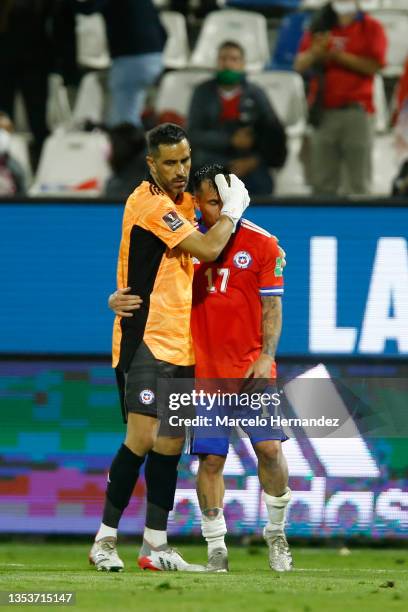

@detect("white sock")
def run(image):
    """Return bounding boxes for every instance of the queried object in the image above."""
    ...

[263,487,291,533]
[143,526,167,548]
[95,523,117,542]
[201,508,227,555]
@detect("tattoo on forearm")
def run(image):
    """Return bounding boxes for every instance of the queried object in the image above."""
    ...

[261,296,282,358]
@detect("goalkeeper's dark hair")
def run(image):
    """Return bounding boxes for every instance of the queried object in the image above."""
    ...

[192,163,229,193]
[146,122,188,155]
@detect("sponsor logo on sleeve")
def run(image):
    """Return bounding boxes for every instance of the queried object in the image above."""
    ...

[274,256,283,277]
[162,211,184,232]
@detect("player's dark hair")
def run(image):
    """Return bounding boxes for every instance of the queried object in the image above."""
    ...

[146,122,188,155]
[218,40,245,58]
[192,163,229,192]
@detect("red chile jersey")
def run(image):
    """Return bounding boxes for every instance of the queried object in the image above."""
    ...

[191,218,284,378]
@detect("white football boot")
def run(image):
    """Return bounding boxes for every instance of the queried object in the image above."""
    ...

[138,541,207,572]
[263,529,293,572]
[89,537,124,572]
[206,548,229,573]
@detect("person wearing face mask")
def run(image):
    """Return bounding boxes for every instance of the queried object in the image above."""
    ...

[188,41,287,196]
[294,1,387,196]
[0,112,26,197]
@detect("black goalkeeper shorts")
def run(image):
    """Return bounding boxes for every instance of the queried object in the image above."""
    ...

[116,341,194,422]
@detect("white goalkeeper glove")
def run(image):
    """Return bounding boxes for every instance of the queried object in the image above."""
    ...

[214,173,250,231]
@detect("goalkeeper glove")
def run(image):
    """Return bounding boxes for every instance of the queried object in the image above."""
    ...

[215,173,250,231]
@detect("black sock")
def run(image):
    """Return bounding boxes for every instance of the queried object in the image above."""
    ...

[102,443,145,528]
[144,451,181,531]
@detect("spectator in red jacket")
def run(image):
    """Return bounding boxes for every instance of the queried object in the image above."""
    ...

[295,1,387,196]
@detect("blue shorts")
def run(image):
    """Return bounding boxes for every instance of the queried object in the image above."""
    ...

[189,389,288,456]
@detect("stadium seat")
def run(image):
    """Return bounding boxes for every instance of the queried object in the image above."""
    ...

[371,133,397,194]
[300,0,325,8]
[30,131,111,196]
[248,72,308,195]
[46,74,72,132]
[190,9,270,73]
[381,1,408,10]
[13,75,72,135]
[274,133,311,195]
[76,13,111,70]
[160,11,190,69]
[360,0,381,9]
[248,71,307,135]
[373,73,389,133]
[13,93,30,134]
[71,72,105,128]
[371,10,408,77]
[155,70,212,123]
[9,134,33,187]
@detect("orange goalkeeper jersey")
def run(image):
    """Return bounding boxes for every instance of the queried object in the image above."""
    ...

[112,180,196,370]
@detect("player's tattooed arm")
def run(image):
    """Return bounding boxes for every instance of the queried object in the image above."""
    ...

[261,296,282,359]
[244,296,282,378]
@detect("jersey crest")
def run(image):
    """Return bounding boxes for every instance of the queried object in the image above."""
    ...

[233,250,252,269]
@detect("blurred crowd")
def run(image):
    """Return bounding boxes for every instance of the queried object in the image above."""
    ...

[1,0,408,198]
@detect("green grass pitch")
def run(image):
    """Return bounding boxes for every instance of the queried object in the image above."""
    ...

[0,543,407,611]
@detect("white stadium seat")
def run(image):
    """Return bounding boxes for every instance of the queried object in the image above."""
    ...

[30,131,111,196]
[274,134,312,196]
[300,0,325,7]
[46,74,72,132]
[373,73,389,133]
[371,10,408,77]
[14,74,72,135]
[155,69,212,120]
[13,93,30,134]
[381,1,408,10]
[76,13,111,70]
[248,72,308,196]
[160,11,190,69]
[360,0,381,9]
[71,72,105,127]
[371,133,397,195]
[248,71,307,136]
[190,9,269,73]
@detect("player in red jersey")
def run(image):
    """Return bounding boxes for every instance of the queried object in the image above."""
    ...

[109,164,291,573]
[189,165,291,573]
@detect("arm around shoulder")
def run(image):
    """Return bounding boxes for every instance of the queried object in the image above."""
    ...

[178,216,234,262]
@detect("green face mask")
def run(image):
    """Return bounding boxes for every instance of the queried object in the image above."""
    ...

[216,69,243,86]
